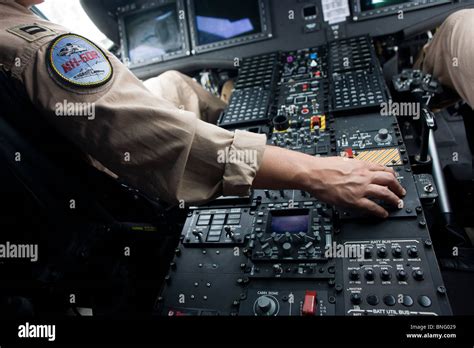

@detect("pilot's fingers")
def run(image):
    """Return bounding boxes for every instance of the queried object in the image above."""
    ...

[367,162,397,178]
[357,198,389,218]
[366,184,403,208]
[371,172,406,197]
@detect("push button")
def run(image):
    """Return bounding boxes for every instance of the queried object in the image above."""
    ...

[402,295,414,307]
[418,295,432,308]
[367,294,379,306]
[383,295,396,306]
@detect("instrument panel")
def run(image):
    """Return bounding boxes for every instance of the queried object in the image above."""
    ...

[155,35,452,317]
[102,0,474,76]
[117,0,273,68]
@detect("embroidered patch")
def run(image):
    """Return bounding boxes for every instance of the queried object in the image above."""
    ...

[47,34,113,88]
[7,23,56,42]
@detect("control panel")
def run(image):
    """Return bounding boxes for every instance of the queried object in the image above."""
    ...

[342,238,446,316]
[219,36,388,129]
[156,35,451,317]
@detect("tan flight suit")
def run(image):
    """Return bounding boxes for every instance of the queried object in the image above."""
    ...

[415,9,474,108]
[0,0,267,206]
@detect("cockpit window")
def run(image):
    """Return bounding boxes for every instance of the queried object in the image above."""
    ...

[36,0,113,49]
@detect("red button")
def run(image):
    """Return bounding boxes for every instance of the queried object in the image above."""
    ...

[345,148,354,158]
[302,290,317,316]
[311,116,321,129]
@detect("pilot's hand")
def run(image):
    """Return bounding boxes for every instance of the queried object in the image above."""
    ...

[306,157,406,218]
[254,146,407,218]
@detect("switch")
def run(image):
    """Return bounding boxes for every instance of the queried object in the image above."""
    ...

[380,269,392,281]
[192,229,203,242]
[345,148,354,159]
[364,268,375,281]
[377,246,387,258]
[302,290,317,316]
[350,293,362,305]
[273,264,283,274]
[225,226,235,240]
[349,269,360,281]
[364,247,372,259]
[310,116,321,130]
[396,269,408,281]
[392,246,402,258]
[413,269,424,281]
[408,246,419,258]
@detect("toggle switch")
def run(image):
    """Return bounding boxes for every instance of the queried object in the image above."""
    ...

[302,290,317,316]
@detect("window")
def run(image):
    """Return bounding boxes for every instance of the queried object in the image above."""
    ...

[36,0,112,48]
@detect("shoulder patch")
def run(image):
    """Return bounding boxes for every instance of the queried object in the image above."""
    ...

[7,23,56,42]
[47,34,113,88]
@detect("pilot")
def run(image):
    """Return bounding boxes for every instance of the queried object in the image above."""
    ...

[1,0,409,218]
[414,9,474,109]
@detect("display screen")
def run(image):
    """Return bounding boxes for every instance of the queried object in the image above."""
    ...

[303,5,317,17]
[271,213,309,234]
[193,0,263,46]
[124,4,183,64]
[360,0,410,11]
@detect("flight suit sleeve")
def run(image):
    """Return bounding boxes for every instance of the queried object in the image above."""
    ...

[416,9,474,108]
[18,35,267,205]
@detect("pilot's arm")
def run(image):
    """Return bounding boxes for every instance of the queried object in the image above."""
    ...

[19,33,268,205]
[4,1,404,216]
[416,9,474,108]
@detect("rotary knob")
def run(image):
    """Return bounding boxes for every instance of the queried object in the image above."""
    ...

[380,269,392,281]
[392,246,403,258]
[273,115,290,132]
[396,269,408,281]
[364,268,375,281]
[282,242,292,256]
[375,128,392,144]
[255,296,278,316]
[378,128,389,140]
[413,269,424,281]
[408,246,419,258]
[377,246,387,258]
